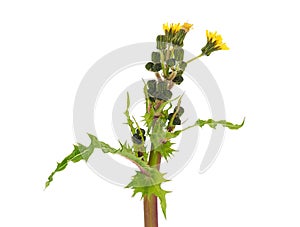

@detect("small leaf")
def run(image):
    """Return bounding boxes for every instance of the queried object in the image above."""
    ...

[143,106,155,130]
[196,117,245,130]
[124,92,135,134]
[45,144,91,189]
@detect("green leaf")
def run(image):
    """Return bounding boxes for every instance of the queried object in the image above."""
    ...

[149,119,180,160]
[143,107,155,131]
[159,141,175,160]
[124,92,135,134]
[196,117,245,130]
[143,80,150,113]
[45,134,151,189]
[45,144,93,189]
[126,169,170,218]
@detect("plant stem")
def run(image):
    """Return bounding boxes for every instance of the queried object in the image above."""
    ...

[186,53,204,64]
[144,145,161,227]
[144,194,158,227]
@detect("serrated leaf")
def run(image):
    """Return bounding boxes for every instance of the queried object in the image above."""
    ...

[126,169,170,218]
[143,108,155,130]
[45,134,150,189]
[45,144,92,189]
[160,141,176,159]
[196,117,245,130]
[149,119,180,160]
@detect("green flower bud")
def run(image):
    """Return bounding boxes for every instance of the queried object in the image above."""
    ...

[136,128,146,135]
[174,48,184,61]
[152,63,162,72]
[132,133,142,144]
[176,70,183,76]
[166,58,176,67]
[163,90,172,100]
[174,106,184,117]
[172,75,184,85]
[147,80,157,90]
[156,35,167,50]
[151,52,161,63]
[178,61,187,71]
[145,62,154,71]
[157,81,168,93]
[168,113,173,120]
[173,117,181,125]
[156,90,172,101]
[149,96,156,102]
[171,30,186,47]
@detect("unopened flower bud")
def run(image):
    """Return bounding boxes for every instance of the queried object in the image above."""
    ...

[156,35,167,50]
[166,58,176,67]
[174,48,184,61]
[151,52,161,63]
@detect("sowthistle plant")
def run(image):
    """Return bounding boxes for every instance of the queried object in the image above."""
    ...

[45,22,244,227]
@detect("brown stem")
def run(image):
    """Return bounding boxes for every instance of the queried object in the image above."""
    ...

[144,195,158,227]
[143,149,161,227]
[143,103,162,227]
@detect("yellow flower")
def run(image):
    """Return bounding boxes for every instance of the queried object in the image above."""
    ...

[181,23,193,32]
[206,30,229,50]
[161,22,193,46]
[201,30,229,56]
[163,23,181,34]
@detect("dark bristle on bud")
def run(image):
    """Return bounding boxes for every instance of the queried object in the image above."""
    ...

[132,133,142,144]
[173,117,181,125]
[168,113,173,120]
[138,151,144,157]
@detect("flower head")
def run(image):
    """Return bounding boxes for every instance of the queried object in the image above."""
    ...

[163,23,181,42]
[201,30,229,56]
[171,22,193,47]
[181,23,193,32]
[163,23,181,34]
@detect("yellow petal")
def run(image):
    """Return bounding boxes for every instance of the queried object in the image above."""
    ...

[163,23,169,31]
[220,43,229,50]
[182,22,193,32]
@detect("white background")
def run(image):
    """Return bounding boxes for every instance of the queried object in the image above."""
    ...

[1,0,300,226]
